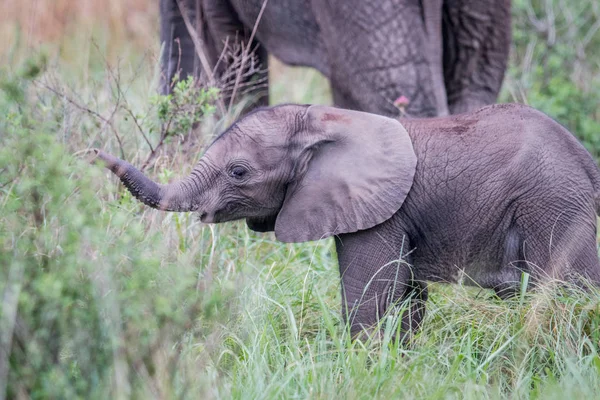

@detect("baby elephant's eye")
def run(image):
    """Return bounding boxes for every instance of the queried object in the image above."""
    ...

[230,166,248,179]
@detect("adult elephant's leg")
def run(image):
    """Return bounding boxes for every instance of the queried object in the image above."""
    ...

[255,46,270,107]
[335,225,427,342]
[159,0,201,94]
[442,0,511,114]
[316,0,442,118]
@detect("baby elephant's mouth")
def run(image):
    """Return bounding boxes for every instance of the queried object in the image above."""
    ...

[199,211,216,223]
[200,203,274,224]
[199,207,233,224]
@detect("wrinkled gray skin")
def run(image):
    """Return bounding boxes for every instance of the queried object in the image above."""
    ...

[94,103,600,339]
[159,0,511,117]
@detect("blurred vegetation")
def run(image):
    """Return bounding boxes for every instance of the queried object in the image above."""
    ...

[1,64,219,398]
[1,0,600,398]
[502,0,600,158]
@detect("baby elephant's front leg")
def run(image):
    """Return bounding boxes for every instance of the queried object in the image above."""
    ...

[334,228,427,342]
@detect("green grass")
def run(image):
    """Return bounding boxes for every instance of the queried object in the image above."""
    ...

[2,6,600,397]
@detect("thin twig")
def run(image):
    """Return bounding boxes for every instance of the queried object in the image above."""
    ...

[0,166,24,190]
[581,18,600,50]
[524,0,547,33]
[37,81,126,159]
[122,106,154,152]
[90,40,158,155]
[211,36,230,77]
[544,0,556,46]
[141,117,174,171]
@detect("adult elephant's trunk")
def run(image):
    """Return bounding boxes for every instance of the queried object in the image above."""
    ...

[92,149,205,212]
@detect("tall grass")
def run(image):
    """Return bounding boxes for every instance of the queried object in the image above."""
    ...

[0,0,157,55]
[1,1,600,398]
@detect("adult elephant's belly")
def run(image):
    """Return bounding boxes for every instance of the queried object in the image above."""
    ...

[230,0,329,75]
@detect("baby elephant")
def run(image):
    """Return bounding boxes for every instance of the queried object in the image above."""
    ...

[94,103,600,339]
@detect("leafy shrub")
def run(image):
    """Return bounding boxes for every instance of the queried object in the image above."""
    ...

[0,61,231,399]
[152,75,219,137]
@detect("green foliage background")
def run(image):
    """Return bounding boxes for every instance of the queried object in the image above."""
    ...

[1,1,600,398]
[503,0,600,158]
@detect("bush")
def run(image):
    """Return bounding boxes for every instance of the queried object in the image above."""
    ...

[0,61,232,399]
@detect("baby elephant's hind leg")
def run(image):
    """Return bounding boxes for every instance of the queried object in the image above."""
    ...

[492,227,530,299]
[515,201,600,289]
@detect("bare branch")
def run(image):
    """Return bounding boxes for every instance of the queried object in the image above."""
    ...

[89,40,159,154]
[211,36,230,77]
[544,0,556,46]
[524,0,547,33]
[36,80,126,160]
[581,17,600,50]
[122,107,154,152]
[141,117,174,171]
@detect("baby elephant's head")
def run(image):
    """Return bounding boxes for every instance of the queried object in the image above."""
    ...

[93,105,417,242]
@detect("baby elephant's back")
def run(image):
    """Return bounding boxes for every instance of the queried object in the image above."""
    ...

[493,104,600,205]
[405,103,600,201]
[398,103,600,285]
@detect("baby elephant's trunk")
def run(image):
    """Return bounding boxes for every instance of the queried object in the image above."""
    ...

[92,149,203,212]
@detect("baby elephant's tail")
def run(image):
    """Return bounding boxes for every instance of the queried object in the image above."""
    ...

[594,166,600,216]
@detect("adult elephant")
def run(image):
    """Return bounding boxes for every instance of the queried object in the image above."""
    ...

[159,0,511,117]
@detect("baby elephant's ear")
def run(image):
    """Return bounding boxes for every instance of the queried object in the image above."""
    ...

[275,106,417,243]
